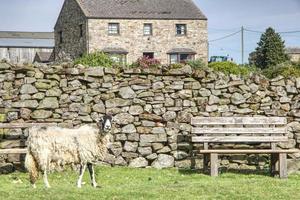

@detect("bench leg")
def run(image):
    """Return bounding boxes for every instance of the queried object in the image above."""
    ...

[270,154,279,176]
[279,153,287,179]
[210,153,218,177]
[203,154,209,174]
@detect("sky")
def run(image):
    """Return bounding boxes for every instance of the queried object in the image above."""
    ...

[0,0,299,63]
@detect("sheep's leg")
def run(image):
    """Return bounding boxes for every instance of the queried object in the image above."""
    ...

[43,170,51,188]
[77,164,87,188]
[87,163,97,188]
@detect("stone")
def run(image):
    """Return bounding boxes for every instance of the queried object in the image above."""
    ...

[139,113,162,122]
[0,163,14,174]
[177,111,193,123]
[206,105,218,112]
[35,81,52,90]
[109,142,123,156]
[0,62,11,69]
[32,92,45,100]
[12,100,39,108]
[122,124,137,134]
[105,98,132,108]
[178,90,193,99]
[129,157,148,168]
[119,87,136,99]
[151,127,165,134]
[231,93,246,105]
[31,110,53,119]
[153,81,165,90]
[140,134,156,143]
[296,78,300,89]
[162,111,177,121]
[157,146,171,153]
[115,156,127,166]
[138,147,152,156]
[199,88,211,97]
[85,68,104,77]
[286,85,297,94]
[39,97,59,109]
[280,97,291,103]
[234,108,253,114]
[92,102,106,113]
[152,154,175,169]
[129,105,144,115]
[46,88,62,97]
[146,153,158,160]
[78,115,93,122]
[20,84,38,94]
[114,113,135,125]
[209,95,220,105]
[124,142,138,152]
[20,108,32,120]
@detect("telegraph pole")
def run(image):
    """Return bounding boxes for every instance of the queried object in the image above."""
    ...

[241,26,244,65]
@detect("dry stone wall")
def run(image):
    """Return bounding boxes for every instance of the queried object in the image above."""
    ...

[0,61,300,173]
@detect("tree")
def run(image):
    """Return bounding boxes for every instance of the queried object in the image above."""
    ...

[253,27,288,69]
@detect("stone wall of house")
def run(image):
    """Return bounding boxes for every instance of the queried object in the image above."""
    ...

[54,0,87,60]
[88,19,208,64]
[290,54,300,63]
[0,61,300,173]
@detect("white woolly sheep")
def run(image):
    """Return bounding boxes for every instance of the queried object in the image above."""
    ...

[25,115,113,188]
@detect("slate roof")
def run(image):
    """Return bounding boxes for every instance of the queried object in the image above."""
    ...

[75,0,206,20]
[286,47,300,54]
[167,48,196,54]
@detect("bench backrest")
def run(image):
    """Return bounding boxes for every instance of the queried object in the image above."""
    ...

[191,117,288,143]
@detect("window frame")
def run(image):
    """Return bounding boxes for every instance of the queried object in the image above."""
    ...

[176,24,187,36]
[143,23,153,36]
[58,31,63,44]
[108,53,127,65]
[169,53,194,64]
[143,52,154,59]
[108,23,120,35]
[79,24,83,38]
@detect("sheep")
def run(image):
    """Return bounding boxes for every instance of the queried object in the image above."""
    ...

[25,115,113,188]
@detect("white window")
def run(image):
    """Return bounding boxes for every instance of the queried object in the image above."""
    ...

[109,54,126,65]
[176,24,187,35]
[108,23,120,35]
[144,24,153,36]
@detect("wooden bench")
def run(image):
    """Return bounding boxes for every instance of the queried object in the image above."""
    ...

[0,123,56,154]
[191,117,299,179]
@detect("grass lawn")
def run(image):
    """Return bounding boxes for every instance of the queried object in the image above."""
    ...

[1,167,300,200]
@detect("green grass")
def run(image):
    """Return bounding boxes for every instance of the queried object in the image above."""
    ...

[1,167,300,200]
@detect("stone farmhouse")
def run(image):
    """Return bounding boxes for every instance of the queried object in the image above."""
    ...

[286,47,300,62]
[54,0,208,64]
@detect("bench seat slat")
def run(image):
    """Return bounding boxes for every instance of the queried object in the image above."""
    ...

[191,117,286,125]
[192,127,286,134]
[0,149,27,154]
[0,123,56,129]
[192,136,288,143]
[198,149,299,154]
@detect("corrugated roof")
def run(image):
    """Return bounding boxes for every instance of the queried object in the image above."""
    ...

[0,31,54,39]
[76,0,207,20]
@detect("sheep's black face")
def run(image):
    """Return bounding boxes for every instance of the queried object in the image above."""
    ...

[98,115,113,133]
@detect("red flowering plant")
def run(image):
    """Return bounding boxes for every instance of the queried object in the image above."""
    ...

[134,56,161,68]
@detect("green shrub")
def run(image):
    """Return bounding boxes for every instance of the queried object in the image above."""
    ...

[208,62,251,76]
[262,62,300,78]
[187,59,206,69]
[169,63,185,69]
[74,52,114,67]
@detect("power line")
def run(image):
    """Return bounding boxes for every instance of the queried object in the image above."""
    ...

[209,30,241,43]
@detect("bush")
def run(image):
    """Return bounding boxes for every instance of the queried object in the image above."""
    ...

[186,59,206,69]
[74,52,114,67]
[133,56,161,68]
[169,63,185,69]
[208,62,251,76]
[262,62,300,78]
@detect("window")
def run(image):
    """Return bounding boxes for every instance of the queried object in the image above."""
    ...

[108,23,120,35]
[108,53,126,65]
[144,24,153,36]
[59,31,63,44]
[170,53,194,64]
[143,52,154,59]
[79,24,83,37]
[176,24,187,35]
